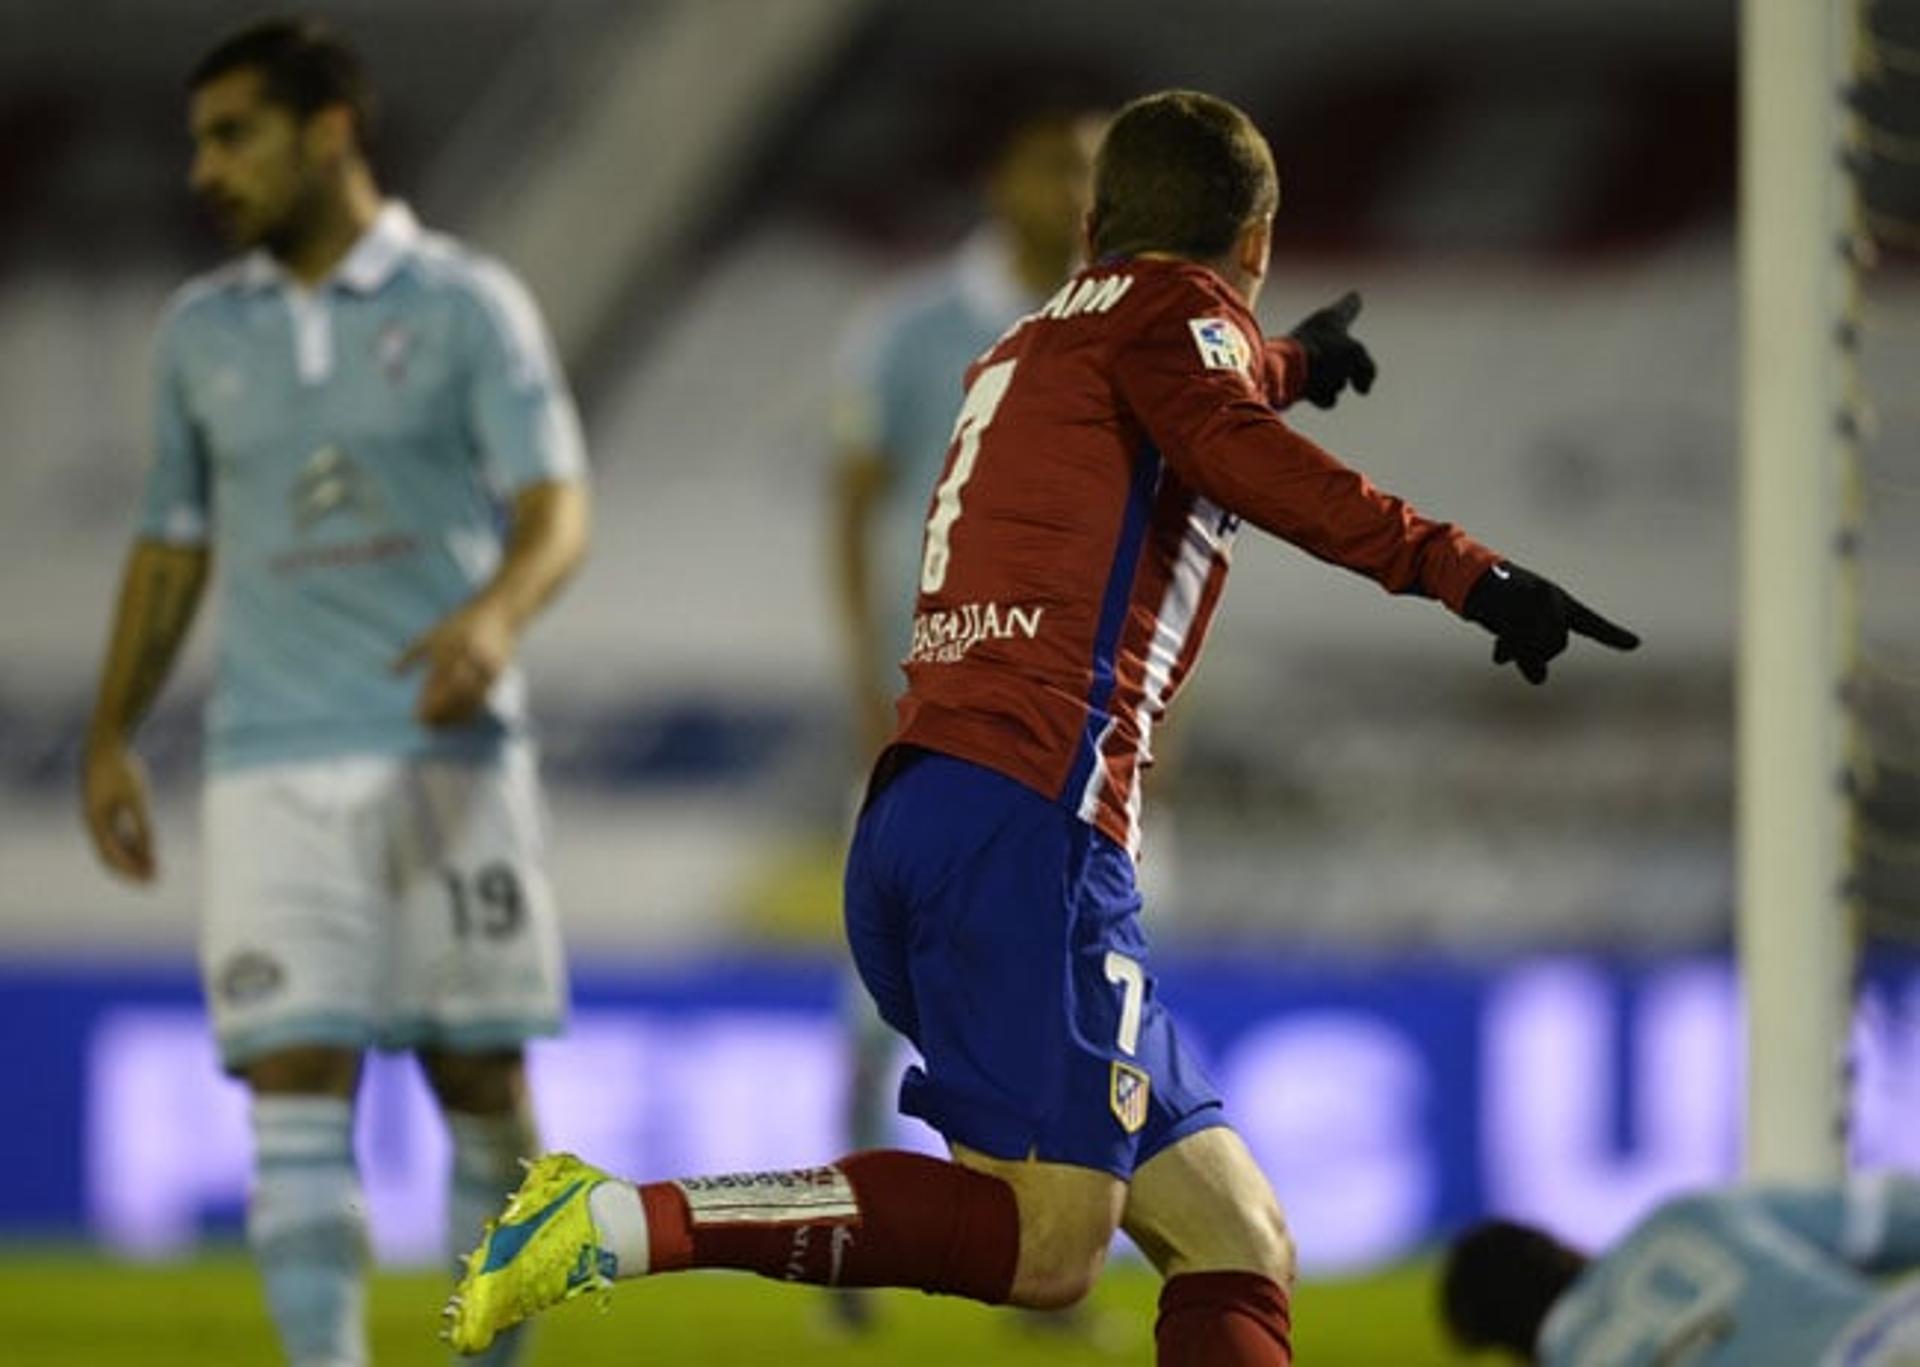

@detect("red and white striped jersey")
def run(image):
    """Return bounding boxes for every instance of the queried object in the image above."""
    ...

[891,257,1499,857]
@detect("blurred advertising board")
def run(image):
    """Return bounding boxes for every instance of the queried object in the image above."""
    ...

[5,951,1919,1273]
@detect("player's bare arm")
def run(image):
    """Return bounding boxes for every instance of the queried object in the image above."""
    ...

[395,478,588,727]
[83,539,210,882]
[831,445,898,758]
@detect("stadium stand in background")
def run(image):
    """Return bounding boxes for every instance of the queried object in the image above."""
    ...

[0,0,1828,952]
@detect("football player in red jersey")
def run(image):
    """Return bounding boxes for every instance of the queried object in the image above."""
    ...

[449,90,1635,1367]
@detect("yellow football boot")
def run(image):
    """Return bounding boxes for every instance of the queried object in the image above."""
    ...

[444,1152,618,1355]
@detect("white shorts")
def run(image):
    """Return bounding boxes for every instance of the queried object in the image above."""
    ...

[201,747,567,1070]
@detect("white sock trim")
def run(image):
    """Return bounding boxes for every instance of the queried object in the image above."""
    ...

[587,1181,651,1280]
[252,1095,355,1167]
[252,1094,354,1127]
[246,1128,368,1366]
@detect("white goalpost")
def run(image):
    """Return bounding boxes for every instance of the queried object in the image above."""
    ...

[1737,0,1862,1180]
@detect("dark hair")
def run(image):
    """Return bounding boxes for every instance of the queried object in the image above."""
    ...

[1441,1219,1590,1358]
[1089,90,1277,260]
[992,106,1102,169]
[189,16,376,145]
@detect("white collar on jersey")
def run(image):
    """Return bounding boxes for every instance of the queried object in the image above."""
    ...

[238,201,420,294]
[954,226,1041,328]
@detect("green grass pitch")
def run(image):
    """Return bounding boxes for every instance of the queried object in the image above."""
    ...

[0,1251,1492,1364]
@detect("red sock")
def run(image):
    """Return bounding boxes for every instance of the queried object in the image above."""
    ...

[1155,1271,1293,1366]
[636,1150,1018,1304]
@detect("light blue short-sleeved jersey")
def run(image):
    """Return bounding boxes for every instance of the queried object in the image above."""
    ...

[142,203,586,771]
[837,231,1038,682]
[1539,1176,1920,1366]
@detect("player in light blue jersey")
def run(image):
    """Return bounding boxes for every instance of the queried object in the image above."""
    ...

[1442,1174,1920,1365]
[80,19,588,1367]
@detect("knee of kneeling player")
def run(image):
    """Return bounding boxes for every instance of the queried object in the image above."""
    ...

[1009,1241,1108,1310]
[1181,1198,1296,1287]
[1248,1203,1297,1288]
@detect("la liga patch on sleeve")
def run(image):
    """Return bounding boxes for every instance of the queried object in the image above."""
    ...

[1188,317,1251,372]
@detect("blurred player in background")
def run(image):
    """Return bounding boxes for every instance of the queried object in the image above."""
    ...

[81,18,589,1367]
[834,107,1104,763]
[448,89,1632,1366]
[828,104,1102,1333]
[1443,1174,1920,1365]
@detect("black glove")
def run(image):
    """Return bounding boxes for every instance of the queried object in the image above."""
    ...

[1288,291,1377,409]
[1461,563,1640,685]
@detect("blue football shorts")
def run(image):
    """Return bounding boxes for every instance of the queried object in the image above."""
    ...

[843,747,1225,1178]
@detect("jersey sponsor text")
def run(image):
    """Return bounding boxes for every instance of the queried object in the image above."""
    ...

[909,600,1045,664]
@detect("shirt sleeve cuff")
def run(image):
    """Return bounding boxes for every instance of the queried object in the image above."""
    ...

[140,506,210,545]
[1434,535,1503,614]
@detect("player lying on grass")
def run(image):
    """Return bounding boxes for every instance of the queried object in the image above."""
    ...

[446,88,1636,1366]
[1443,1174,1920,1365]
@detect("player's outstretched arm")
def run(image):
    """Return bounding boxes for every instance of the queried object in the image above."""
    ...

[83,539,210,882]
[1114,297,1492,610]
[395,479,589,728]
[1460,562,1639,685]
[1114,287,1635,683]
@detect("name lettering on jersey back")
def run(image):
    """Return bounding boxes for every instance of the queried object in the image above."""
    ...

[910,600,1045,664]
[1035,274,1134,322]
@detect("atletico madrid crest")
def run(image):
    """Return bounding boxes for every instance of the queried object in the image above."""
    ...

[1110,1061,1151,1134]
